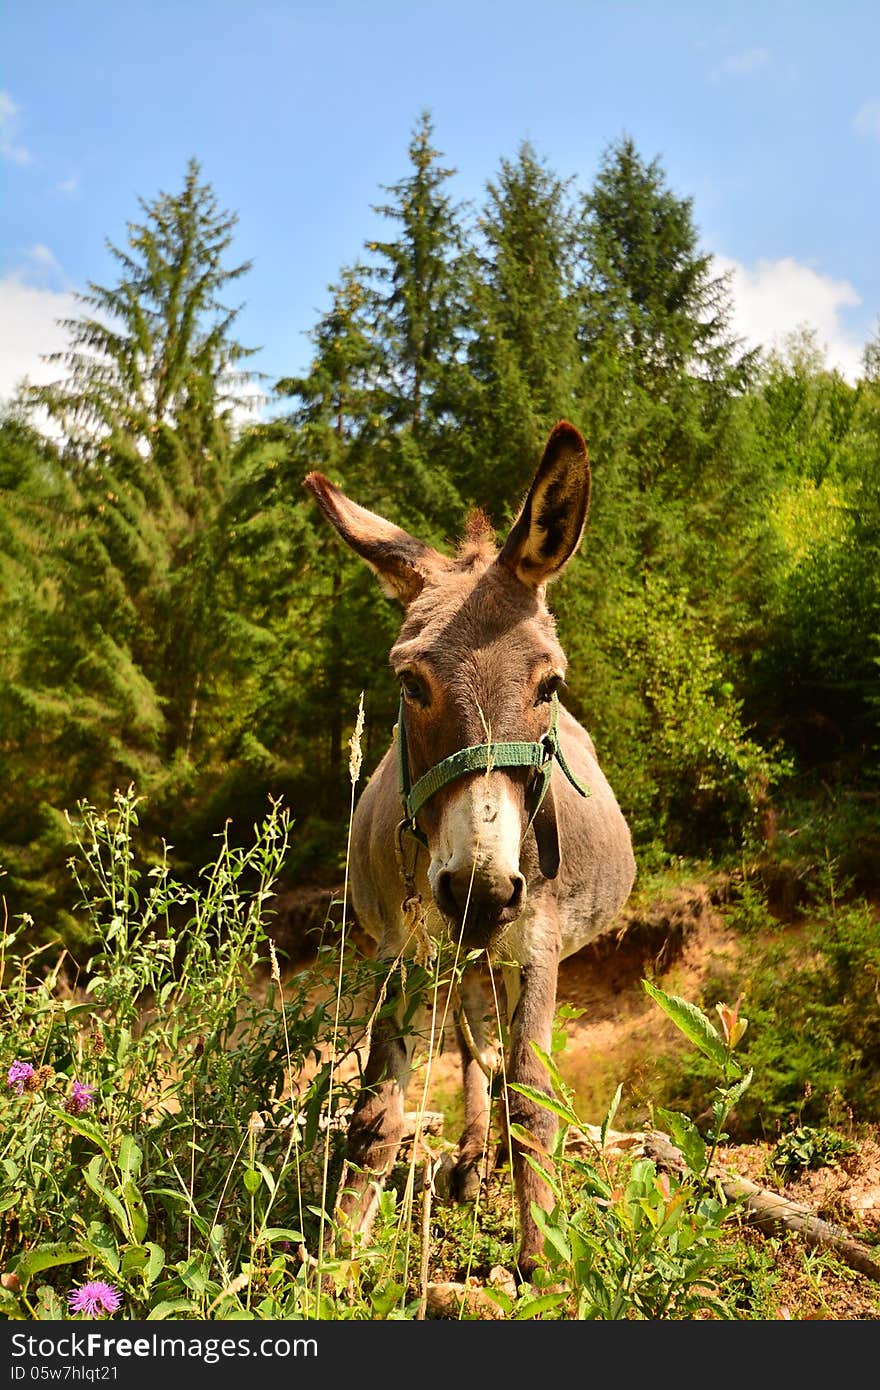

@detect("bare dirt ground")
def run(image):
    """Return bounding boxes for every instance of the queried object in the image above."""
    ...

[268,878,880,1319]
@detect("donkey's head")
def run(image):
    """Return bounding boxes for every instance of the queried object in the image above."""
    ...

[304,421,591,949]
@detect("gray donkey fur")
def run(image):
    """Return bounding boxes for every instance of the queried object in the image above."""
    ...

[304,420,635,1277]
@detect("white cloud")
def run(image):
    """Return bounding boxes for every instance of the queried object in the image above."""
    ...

[714,254,864,381]
[0,267,267,435]
[55,174,79,196]
[27,243,63,275]
[0,273,79,408]
[0,90,32,166]
[853,99,880,140]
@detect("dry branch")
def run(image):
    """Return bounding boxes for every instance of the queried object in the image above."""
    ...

[642,1130,880,1283]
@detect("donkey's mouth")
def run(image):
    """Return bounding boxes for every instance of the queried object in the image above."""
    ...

[434,868,526,948]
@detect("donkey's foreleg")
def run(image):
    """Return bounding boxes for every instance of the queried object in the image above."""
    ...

[503,925,561,1280]
[336,980,422,1248]
[452,968,497,1202]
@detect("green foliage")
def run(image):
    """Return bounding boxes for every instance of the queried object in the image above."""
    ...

[770,1125,857,1181]
[497,989,755,1319]
[561,575,789,856]
[454,141,582,520]
[1,791,873,1321]
[649,870,880,1138]
[745,329,880,773]
[1,162,265,922]
[0,790,392,1320]
[1,117,877,997]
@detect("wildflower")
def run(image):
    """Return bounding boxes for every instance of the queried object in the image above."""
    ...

[27,1065,54,1093]
[67,1280,122,1318]
[7,1061,34,1095]
[64,1081,96,1115]
[716,994,748,1048]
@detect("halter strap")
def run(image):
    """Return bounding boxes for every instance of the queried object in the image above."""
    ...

[396,691,590,849]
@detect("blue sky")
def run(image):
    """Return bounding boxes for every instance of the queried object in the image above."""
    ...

[2,0,879,411]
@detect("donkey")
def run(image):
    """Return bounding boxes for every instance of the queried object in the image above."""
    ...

[303,421,636,1277]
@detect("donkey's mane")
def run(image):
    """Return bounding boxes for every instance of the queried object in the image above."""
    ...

[453,509,498,571]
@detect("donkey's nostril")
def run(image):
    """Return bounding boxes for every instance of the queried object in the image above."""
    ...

[435,867,526,927]
[436,870,459,919]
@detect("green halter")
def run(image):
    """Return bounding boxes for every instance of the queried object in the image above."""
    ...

[396,691,590,849]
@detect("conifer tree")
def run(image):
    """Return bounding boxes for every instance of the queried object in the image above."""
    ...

[358,110,467,535]
[366,112,466,436]
[271,115,471,823]
[574,136,761,601]
[458,142,580,521]
[559,138,777,852]
[6,161,258,918]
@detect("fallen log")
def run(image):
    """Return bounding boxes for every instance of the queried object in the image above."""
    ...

[643,1130,880,1283]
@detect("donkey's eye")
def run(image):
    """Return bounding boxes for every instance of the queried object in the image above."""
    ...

[399,671,428,706]
[536,675,563,706]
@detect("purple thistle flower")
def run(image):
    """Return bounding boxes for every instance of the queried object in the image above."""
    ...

[65,1080,96,1115]
[7,1061,34,1095]
[67,1280,122,1318]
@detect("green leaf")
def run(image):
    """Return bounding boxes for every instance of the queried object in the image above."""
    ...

[528,1041,568,1097]
[642,980,736,1075]
[370,1280,405,1318]
[255,1162,276,1197]
[82,1221,120,1274]
[121,1246,149,1277]
[177,1256,208,1295]
[243,1168,261,1194]
[34,1285,65,1320]
[12,1243,86,1288]
[116,1028,132,1065]
[147,1298,195,1320]
[257,1227,305,1246]
[122,1180,149,1243]
[50,1106,112,1159]
[522,1153,562,1201]
[83,1156,131,1239]
[656,1108,707,1176]
[508,1081,580,1128]
[61,1002,99,1020]
[515,1292,566,1319]
[118,1135,143,1183]
[531,1204,571,1265]
[144,1243,165,1286]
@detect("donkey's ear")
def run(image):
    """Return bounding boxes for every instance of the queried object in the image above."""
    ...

[498,422,591,590]
[303,472,446,605]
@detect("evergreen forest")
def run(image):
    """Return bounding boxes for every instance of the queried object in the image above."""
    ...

[1,114,878,1071]
[3,113,880,1323]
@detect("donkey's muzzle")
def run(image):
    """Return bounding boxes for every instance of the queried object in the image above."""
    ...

[435,867,526,945]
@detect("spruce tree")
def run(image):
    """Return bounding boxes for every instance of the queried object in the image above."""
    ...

[7,161,259,920]
[270,115,472,828]
[458,142,581,521]
[359,110,467,534]
[558,138,778,853]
